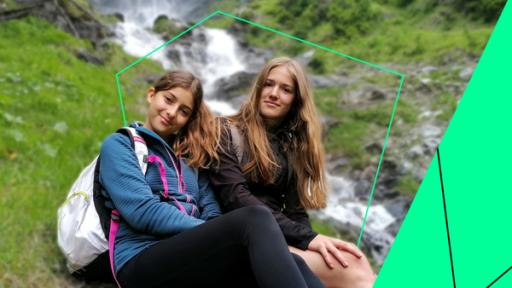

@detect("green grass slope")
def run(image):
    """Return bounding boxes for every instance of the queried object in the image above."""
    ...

[0,17,161,286]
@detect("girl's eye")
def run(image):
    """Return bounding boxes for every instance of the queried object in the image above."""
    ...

[180,109,190,116]
[164,95,176,104]
[280,86,294,94]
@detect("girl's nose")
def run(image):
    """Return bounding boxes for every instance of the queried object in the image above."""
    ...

[166,107,178,119]
[269,85,280,98]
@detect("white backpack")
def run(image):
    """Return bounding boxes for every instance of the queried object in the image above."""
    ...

[57,127,148,273]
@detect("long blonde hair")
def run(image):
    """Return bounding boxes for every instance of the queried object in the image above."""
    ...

[152,71,219,168]
[231,57,327,209]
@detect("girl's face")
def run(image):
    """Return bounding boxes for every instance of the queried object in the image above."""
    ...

[259,65,295,126]
[144,86,194,139]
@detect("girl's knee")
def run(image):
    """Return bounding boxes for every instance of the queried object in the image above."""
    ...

[291,253,308,268]
[238,206,281,235]
[241,205,271,216]
[238,205,273,223]
[320,264,375,288]
[297,249,375,288]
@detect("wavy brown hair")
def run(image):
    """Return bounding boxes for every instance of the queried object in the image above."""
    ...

[152,71,219,168]
[231,57,327,209]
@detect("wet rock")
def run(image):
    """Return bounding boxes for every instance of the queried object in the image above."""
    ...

[12,0,43,5]
[365,142,382,154]
[111,12,123,22]
[383,196,411,220]
[327,155,350,172]
[240,46,272,73]
[420,65,438,74]
[354,179,371,199]
[321,115,340,128]
[144,73,161,85]
[228,94,249,109]
[153,15,185,41]
[75,48,104,65]
[211,71,256,100]
[166,49,181,65]
[321,115,340,138]
[459,66,473,80]
[310,74,352,88]
[422,137,440,154]
[296,50,315,67]
[418,78,433,93]
[376,182,400,199]
[356,158,403,201]
[364,230,394,265]
[369,87,387,101]
[342,86,389,106]
[15,0,113,48]
[407,145,423,158]
[419,124,442,138]
[382,159,399,172]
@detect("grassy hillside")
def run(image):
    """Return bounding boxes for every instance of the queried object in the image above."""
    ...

[0,16,161,286]
[209,0,499,70]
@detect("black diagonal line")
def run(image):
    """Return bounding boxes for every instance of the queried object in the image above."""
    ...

[437,147,457,288]
[486,265,512,288]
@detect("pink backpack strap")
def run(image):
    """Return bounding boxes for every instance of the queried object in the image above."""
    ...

[147,155,189,215]
[109,209,122,288]
[107,127,147,287]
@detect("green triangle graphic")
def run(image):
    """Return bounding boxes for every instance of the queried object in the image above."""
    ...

[488,266,512,288]
[375,1,512,287]
[375,154,454,288]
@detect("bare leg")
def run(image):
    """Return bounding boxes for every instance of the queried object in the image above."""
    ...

[289,246,376,288]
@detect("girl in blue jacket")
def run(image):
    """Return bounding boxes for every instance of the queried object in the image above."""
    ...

[99,70,322,287]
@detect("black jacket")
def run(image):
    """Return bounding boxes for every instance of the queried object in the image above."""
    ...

[208,122,317,250]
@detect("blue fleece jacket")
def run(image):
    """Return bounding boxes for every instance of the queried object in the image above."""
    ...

[99,125,221,273]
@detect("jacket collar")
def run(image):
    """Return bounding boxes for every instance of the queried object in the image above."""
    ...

[129,122,177,152]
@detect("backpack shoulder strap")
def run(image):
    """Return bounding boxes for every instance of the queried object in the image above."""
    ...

[94,127,150,238]
[105,127,149,286]
[117,127,149,174]
[228,122,244,165]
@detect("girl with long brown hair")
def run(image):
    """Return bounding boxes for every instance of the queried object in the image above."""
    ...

[209,57,376,288]
[97,70,322,287]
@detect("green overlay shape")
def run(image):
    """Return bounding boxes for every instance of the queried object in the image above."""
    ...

[376,2,512,287]
[114,10,405,248]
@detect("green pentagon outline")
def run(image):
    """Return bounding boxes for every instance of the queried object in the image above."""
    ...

[114,10,406,247]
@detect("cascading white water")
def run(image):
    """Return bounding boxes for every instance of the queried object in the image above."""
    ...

[89,0,211,26]
[203,28,246,91]
[113,21,174,69]
[319,174,395,263]
[90,0,396,264]
[324,175,394,231]
[90,0,242,115]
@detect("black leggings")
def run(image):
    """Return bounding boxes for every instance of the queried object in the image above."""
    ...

[117,206,323,288]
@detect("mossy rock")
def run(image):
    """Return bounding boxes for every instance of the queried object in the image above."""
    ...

[153,15,182,40]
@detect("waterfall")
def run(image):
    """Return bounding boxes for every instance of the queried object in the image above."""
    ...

[89,0,242,115]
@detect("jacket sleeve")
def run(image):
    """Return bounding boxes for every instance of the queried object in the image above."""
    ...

[285,188,313,229]
[99,133,204,235]
[287,209,313,229]
[197,168,222,220]
[208,127,317,250]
